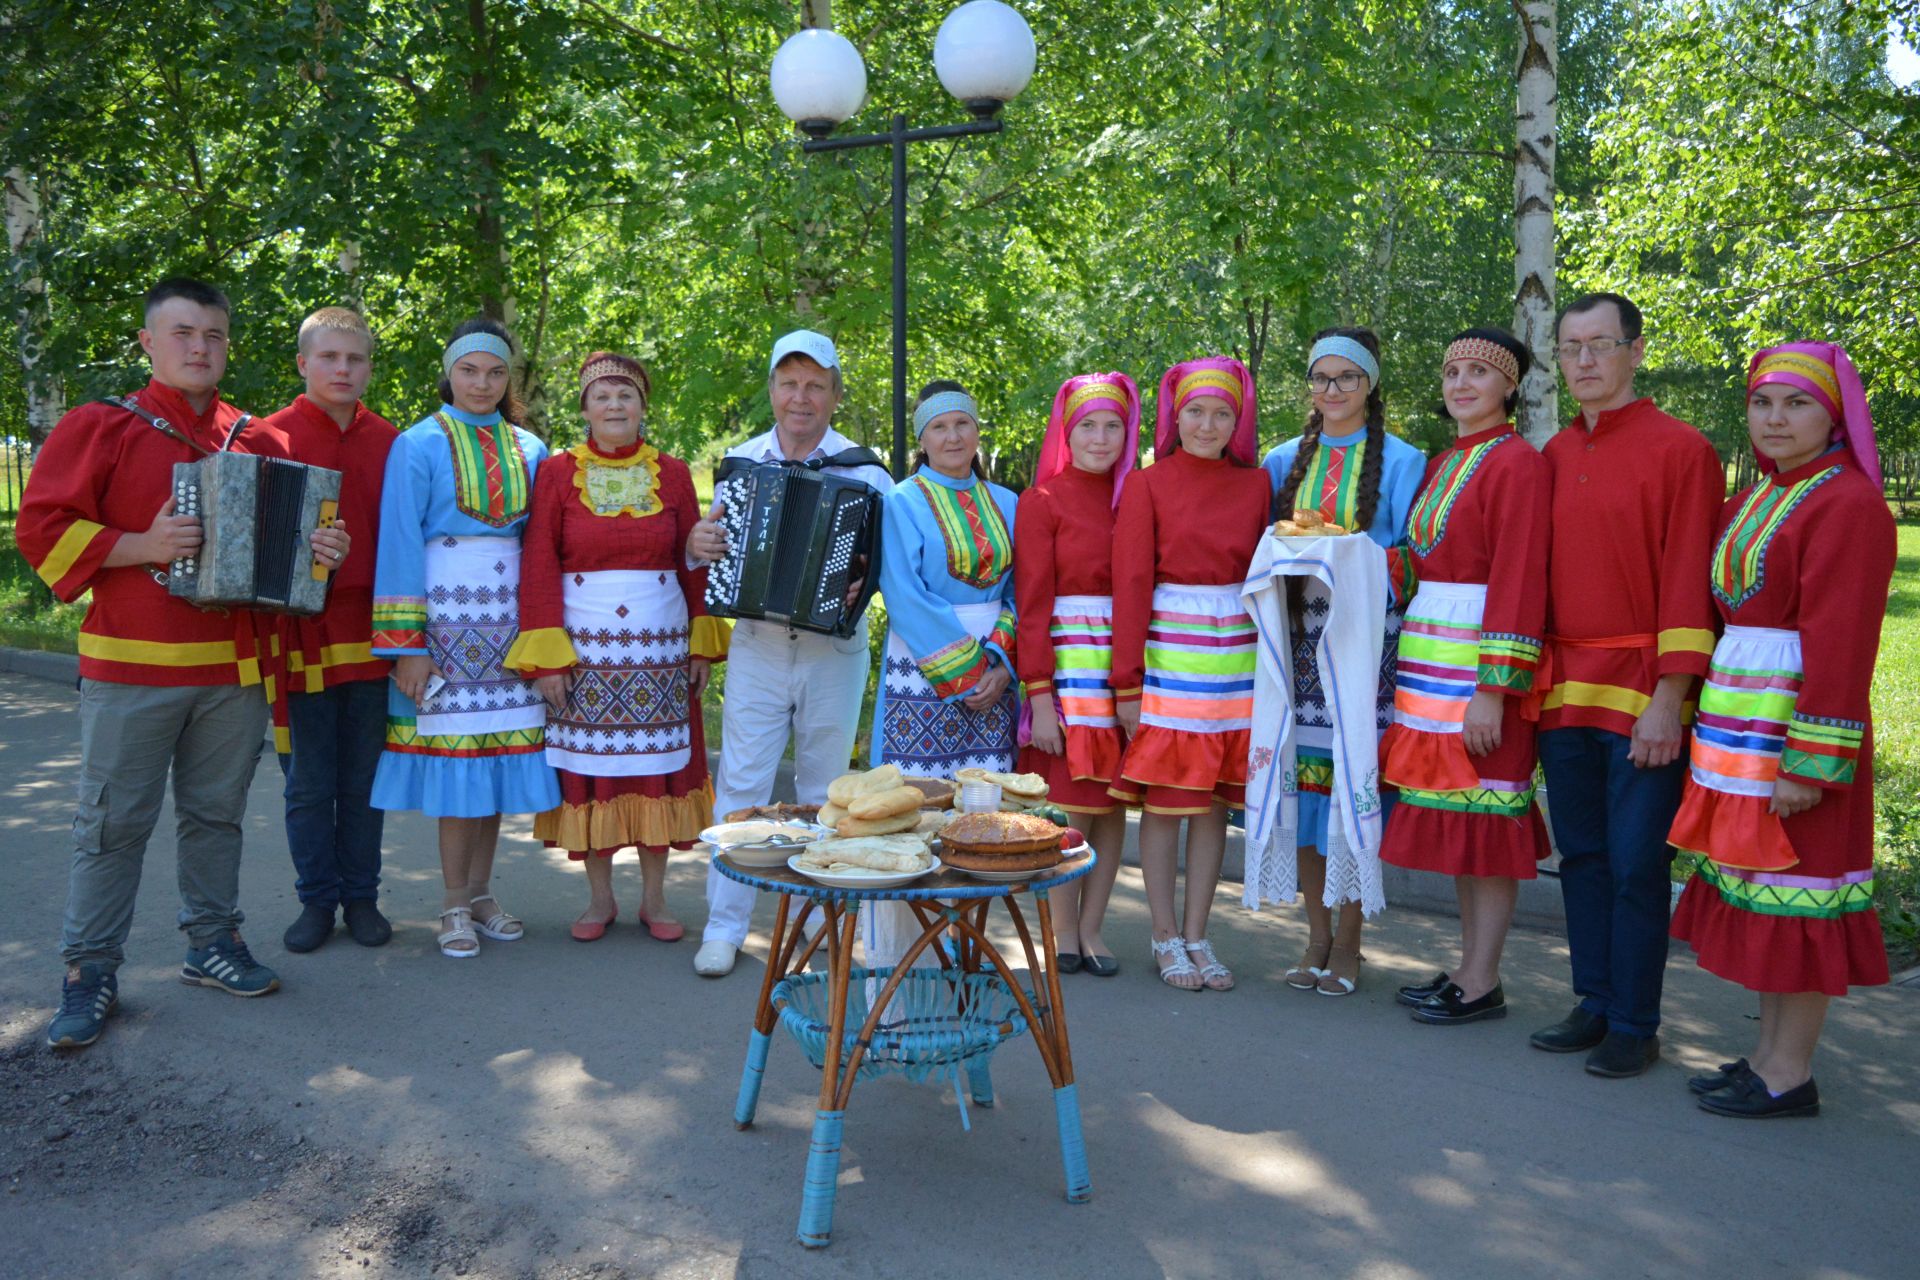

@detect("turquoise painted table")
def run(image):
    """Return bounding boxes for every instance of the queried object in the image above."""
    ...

[717,850,1097,1248]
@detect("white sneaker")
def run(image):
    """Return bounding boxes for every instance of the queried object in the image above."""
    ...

[694,939,739,977]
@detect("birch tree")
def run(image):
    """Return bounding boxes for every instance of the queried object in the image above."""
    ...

[3,167,62,454]
[1512,0,1558,445]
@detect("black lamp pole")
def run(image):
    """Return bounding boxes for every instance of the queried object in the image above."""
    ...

[799,111,1004,479]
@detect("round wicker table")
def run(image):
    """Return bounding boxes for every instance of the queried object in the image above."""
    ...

[716,849,1097,1248]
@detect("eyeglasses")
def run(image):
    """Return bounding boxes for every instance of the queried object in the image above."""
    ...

[1556,337,1631,361]
[1307,371,1368,393]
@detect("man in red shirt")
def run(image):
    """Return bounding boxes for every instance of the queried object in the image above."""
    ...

[258,308,398,954]
[1530,292,1723,1077]
[20,278,350,1050]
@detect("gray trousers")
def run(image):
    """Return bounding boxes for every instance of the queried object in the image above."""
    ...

[63,679,267,970]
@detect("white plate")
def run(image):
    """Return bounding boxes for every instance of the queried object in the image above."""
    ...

[702,821,835,869]
[786,852,942,890]
[954,841,1091,883]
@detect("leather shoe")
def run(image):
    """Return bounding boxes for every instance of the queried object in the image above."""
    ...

[283,903,335,954]
[1396,971,1451,1007]
[694,939,739,977]
[1081,954,1119,978]
[1410,982,1506,1025]
[1056,952,1084,974]
[342,899,392,948]
[1697,1072,1819,1118]
[1585,1030,1660,1078]
[1687,1056,1751,1095]
[1529,1005,1608,1053]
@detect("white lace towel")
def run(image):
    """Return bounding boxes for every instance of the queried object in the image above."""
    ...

[1240,533,1390,916]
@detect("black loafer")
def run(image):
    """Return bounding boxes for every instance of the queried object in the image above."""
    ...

[1687,1056,1751,1095]
[1081,954,1119,977]
[283,902,336,954]
[342,899,393,948]
[1410,982,1507,1025]
[1697,1072,1819,1118]
[1585,1030,1660,1078]
[1056,952,1083,974]
[1529,1005,1608,1053]
[1396,971,1452,1007]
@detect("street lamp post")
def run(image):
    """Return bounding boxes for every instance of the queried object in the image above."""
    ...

[770,2,1037,478]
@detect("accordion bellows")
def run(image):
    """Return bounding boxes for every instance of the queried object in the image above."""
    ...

[169,453,342,615]
[704,459,883,638]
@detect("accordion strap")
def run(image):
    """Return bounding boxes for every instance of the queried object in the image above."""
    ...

[99,396,253,455]
[715,445,886,484]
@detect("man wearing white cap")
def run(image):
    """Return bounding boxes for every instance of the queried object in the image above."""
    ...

[686,329,893,976]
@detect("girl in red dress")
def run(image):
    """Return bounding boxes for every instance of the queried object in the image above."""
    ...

[1015,373,1141,976]
[1667,341,1895,1118]
[1110,357,1271,992]
[1378,328,1552,1024]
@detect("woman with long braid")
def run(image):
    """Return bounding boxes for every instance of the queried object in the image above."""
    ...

[1260,327,1425,996]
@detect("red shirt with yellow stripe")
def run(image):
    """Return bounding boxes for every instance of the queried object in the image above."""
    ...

[1538,397,1723,736]
[256,394,398,690]
[16,378,267,687]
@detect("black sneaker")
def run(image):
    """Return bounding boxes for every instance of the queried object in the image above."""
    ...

[47,965,118,1050]
[1697,1072,1819,1118]
[182,931,281,997]
[283,902,336,953]
[1687,1057,1752,1095]
[1529,1005,1608,1053]
[1396,971,1451,1007]
[1410,982,1507,1025]
[1585,1030,1660,1078]
[342,899,393,948]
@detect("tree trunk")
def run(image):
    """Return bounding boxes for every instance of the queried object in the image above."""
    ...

[465,0,540,433]
[1512,0,1558,447]
[4,166,64,455]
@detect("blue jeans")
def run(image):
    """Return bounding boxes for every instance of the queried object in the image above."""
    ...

[279,679,387,909]
[1538,726,1687,1039]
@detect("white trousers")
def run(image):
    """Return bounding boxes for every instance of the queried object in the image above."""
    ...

[703,619,871,945]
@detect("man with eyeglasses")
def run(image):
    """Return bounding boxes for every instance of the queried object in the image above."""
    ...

[1528,291,1723,1079]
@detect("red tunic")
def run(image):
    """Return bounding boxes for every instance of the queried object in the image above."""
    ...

[512,439,722,858]
[17,378,267,687]
[257,395,397,689]
[1669,453,1892,994]
[1110,448,1270,809]
[1379,425,1553,878]
[1014,464,1121,811]
[1538,398,1722,736]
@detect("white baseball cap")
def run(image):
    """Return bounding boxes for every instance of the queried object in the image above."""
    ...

[768,328,840,373]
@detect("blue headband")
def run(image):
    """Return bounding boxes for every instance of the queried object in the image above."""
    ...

[913,390,979,437]
[1307,336,1379,386]
[442,332,512,376]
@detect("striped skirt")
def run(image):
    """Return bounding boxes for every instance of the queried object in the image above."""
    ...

[1667,625,1802,872]
[1114,582,1256,810]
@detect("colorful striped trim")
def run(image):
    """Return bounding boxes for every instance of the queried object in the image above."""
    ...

[436,412,530,528]
[1299,437,1369,531]
[1478,632,1541,691]
[384,719,546,757]
[1711,467,1840,609]
[911,475,1011,588]
[33,518,110,595]
[1781,712,1863,786]
[1397,782,1536,817]
[1386,545,1418,608]
[988,608,1017,664]
[1689,857,1874,920]
[372,599,428,628]
[920,633,989,699]
[1406,433,1512,556]
[1295,749,1333,795]
[77,633,243,669]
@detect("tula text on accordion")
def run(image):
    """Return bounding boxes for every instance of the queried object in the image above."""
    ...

[704,455,884,638]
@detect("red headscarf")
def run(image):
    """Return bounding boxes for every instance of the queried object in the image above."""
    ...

[1032,372,1141,507]
[1746,342,1881,487]
[1156,356,1257,466]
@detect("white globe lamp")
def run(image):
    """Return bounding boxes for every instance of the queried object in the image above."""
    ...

[770,29,869,137]
[934,1,1037,119]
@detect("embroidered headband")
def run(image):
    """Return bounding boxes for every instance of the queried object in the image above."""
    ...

[1156,357,1258,465]
[1307,335,1380,386]
[442,331,512,376]
[1747,341,1882,488]
[1443,337,1521,386]
[1035,372,1142,507]
[578,352,650,409]
[912,389,979,437]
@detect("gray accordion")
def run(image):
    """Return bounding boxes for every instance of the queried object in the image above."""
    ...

[168,452,342,615]
[703,458,884,638]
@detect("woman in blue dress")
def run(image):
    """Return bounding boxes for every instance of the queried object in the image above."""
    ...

[371,317,561,958]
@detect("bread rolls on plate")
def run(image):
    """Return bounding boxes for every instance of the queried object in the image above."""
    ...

[826,764,903,807]
[817,801,849,829]
[833,809,923,838]
[848,785,923,821]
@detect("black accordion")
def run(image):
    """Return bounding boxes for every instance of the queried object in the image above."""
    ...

[703,452,885,638]
[169,451,342,616]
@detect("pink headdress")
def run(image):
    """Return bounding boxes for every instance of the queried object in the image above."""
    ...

[1156,356,1258,466]
[1033,372,1142,507]
[1746,342,1881,487]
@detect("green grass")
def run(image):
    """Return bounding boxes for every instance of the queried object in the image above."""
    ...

[0,526,83,654]
[1869,519,1920,968]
